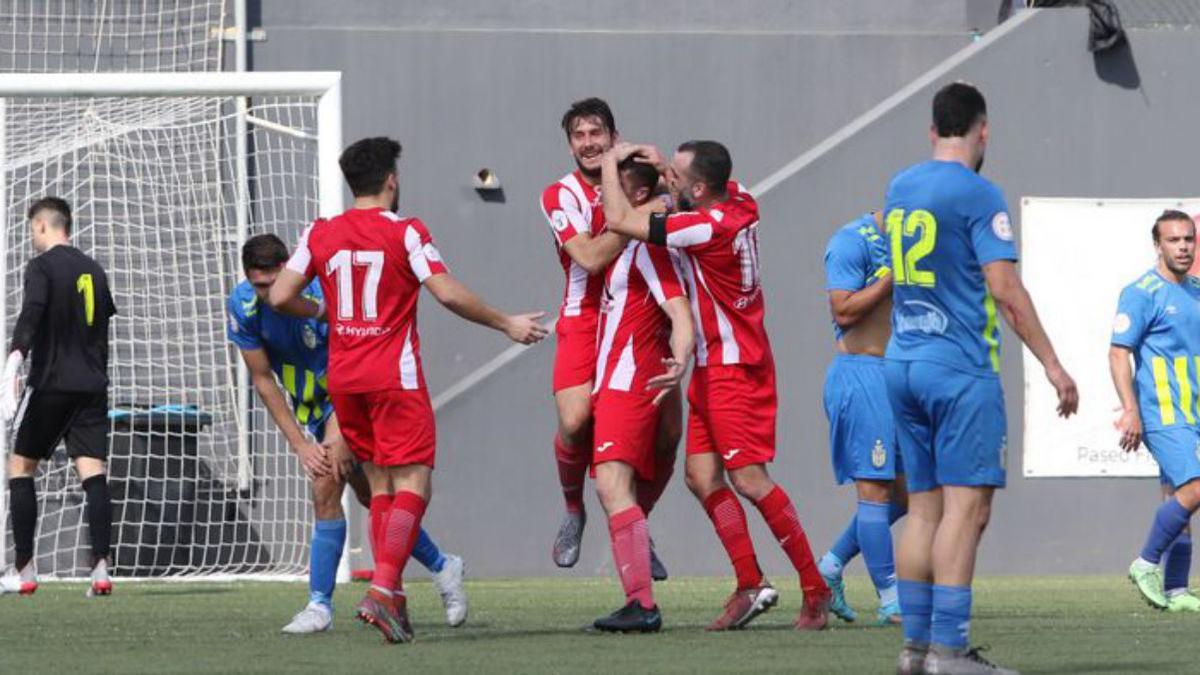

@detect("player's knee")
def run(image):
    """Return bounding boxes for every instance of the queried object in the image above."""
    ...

[684,466,720,500]
[558,411,591,447]
[311,475,345,520]
[729,467,773,502]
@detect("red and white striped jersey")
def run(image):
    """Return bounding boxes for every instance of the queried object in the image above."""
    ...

[594,241,686,393]
[540,170,606,328]
[663,182,770,368]
[286,208,448,394]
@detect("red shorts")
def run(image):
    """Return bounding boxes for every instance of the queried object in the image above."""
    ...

[553,315,598,393]
[590,389,662,481]
[331,389,436,468]
[686,363,777,471]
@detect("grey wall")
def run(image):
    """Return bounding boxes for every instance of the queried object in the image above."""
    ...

[244,4,1196,577]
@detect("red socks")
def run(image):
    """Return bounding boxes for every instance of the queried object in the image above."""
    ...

[702,488,763,590]
[369,494,394,551]
[754,485,826,594]
[555,434,589,513]
[369,490,427,595]
[609,506,655,608]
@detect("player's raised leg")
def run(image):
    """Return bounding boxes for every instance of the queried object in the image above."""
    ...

[553,384,592,567]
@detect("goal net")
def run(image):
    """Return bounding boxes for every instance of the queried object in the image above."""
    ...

[0,70,343,579]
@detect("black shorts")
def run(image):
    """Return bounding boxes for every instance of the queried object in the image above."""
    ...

[12,389,108,461]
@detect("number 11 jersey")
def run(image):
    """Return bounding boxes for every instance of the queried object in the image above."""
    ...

[286,207,447,393]
[884,160,1016,377]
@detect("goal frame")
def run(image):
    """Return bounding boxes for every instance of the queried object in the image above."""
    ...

[0,71,344,576]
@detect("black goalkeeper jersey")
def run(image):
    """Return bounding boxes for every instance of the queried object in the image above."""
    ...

[10,245,116,393]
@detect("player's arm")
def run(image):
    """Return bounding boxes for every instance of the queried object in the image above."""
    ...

[561,231,629,275]
[828,272,892,329]
[600,144,660,242]
[1108,344,1141,452]
[646,296,695,405]
[1,261,50,420]
[423,272,548,344]
[983,260,1078,417]
[238,347,331,478]
[267,269,324,320]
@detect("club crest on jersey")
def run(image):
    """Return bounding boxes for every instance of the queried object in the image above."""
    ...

[871,439,887,468]
[302,324,318,350]
[1112,312,1131,335]
[991,212,1013,241]
[551,211,569,232]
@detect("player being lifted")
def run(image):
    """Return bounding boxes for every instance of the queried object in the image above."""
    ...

[1113,211,1200,612]
[885,83,1077,675]
[589,158,693,632]
[541,98,679,576]
[270,137,546,644]
[0,198,117,598]
[227,234,468,633]
[818,210,908,625]
[601,141,832,631]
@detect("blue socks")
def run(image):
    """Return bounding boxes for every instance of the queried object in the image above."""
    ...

[1164,534,1193,593]
[309,518,347,609]
[931,584,972,649]
[1140,498,1193,565]
[898,579,933,645]
[821,497,907,576]
[411,528,447,573]
[856,500,898,602]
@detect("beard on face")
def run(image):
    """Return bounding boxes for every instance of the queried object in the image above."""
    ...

[575,150,602,180]
[1167,253,1194,275]
[390,190,400,213]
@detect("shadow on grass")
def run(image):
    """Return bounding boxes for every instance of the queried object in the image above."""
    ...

[1025,661,1180,675]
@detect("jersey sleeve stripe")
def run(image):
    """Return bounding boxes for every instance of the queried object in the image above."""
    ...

[285,224,315,276]
[404,225,435,282]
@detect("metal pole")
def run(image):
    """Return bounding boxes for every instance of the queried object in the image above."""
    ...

[234,0,252,492]
[315,80,350,582]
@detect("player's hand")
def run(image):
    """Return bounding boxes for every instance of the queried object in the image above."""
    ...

[631,144,667,173]
[1046,363,1078,418]
[646,357,686,406]
[504,312,549,344]
[1113,406,1142,452]
[611,142,641,163]
[323,434,356,482]
[295,441,332,479]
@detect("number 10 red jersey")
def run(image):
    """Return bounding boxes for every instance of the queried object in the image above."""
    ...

[286,207,448,393]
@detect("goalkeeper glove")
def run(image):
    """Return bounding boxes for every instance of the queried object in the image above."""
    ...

[0,350,23,422]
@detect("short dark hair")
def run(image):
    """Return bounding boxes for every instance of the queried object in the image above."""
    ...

[27,197,72,234]
[1152,209,1195,243]
[339,137,402,197]
[561,97,616,137]
[932,82,987,138]
[676,140,732,193]
[617,157,660,198]
[242,233,290,272]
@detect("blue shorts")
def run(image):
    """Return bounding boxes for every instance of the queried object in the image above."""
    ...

[884,359,1007,492]
[302,399,336,441]
[1144,426,1200,489]
[823,353,902,484]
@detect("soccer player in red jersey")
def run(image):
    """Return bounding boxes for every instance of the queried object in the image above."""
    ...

[590,159,694,632]
[541,98,681,575]
[600,141,832,631]
[269,137,547,643]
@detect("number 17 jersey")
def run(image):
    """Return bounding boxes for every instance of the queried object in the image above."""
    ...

[884,160,1016,376]
[286,207,448,394]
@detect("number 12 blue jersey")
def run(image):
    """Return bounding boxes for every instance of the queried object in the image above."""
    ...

[884,160,1017,376]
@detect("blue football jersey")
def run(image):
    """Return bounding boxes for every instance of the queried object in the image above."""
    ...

[1111,270,1200,432]
[226,279,330,426]
[824,212,890,341]
[884,160,1016,375]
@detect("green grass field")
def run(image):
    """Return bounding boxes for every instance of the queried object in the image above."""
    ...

[0,575,1193,674]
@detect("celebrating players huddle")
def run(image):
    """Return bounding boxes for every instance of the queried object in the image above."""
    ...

[11,79,1200,675]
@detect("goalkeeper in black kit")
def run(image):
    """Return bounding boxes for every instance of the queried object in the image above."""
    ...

[0,197,117,598]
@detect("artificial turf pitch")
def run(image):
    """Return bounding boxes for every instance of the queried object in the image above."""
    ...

[0,575,1193,673]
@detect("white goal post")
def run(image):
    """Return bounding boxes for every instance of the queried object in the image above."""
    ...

[0,71,343,579]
